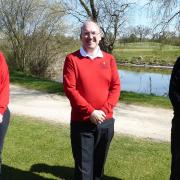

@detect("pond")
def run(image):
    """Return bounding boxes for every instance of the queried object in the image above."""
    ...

[119,69,172,96]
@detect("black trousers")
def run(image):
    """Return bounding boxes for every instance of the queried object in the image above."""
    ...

[71,119,114,180]
[0,108,10,175]
[170,115,180,180]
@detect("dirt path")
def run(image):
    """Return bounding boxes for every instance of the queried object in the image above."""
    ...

[9,84,173,142]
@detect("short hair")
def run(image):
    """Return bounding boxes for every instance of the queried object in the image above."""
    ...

[80,20,101,35]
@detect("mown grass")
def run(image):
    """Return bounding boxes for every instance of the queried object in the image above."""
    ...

[10,71,172,109]
[119,65,172,74]
[113,42,180,66]
[116,42,180,49]
[10,71,63,94]
[2,115,171,180]
[121,91,171,109]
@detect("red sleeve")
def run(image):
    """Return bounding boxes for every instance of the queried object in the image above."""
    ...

[63,55,94,118]
[0,52,9,115]
[101,56,120,114]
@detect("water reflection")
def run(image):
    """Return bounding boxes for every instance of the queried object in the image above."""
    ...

[119,69,171,96]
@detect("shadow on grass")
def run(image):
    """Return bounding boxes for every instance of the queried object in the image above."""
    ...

[30,163,122,180]
[1,165,54,180]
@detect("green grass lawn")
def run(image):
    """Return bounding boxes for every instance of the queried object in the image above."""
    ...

[2,115,171,180]
[121,91,171,109]
[114,42,180,66]
[116,42,180,50]
[10,71,63,94]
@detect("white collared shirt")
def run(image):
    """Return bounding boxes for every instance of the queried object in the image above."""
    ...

[80,46,103,60]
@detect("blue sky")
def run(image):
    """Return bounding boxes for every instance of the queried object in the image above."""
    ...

[64,0,177,37]
[67,0,152,26]
[129,0,152,27]
[131,0,179,31]
[64,0,153,37]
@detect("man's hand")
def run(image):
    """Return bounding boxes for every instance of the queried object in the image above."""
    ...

[90,110,106,125]
[0,114,3,123]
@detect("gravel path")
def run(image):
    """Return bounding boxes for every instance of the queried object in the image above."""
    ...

[9,84,173,142]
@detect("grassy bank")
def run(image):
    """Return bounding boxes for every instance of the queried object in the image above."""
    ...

[114,42,180,66]
[10,71,172,109]
[2,115,171,180]
[10,71,63,94]
[121,91,171,108]
[119,65,172,74]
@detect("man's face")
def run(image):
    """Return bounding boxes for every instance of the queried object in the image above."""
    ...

[80,22,101,52]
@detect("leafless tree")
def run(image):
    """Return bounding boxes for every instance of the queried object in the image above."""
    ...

[62,0,134,53]
[0,0,66,77]
[147,0,180,30]
[132,25,151,41]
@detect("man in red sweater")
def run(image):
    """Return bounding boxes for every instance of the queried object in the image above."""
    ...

[0,52,10,177]
[63,20,120,180]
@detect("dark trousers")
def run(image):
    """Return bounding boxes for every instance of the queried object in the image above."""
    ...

[0,108,10,174]
[71,119,114,180]
[170,116,180,180]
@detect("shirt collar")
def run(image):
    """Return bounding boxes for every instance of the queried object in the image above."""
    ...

[80,46,103,60]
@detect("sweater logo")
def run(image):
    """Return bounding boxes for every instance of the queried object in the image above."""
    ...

[100,61,108,69]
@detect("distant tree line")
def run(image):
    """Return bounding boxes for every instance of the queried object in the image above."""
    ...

[119,25,180,46]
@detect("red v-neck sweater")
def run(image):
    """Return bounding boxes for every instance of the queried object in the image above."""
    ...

[0,52,9,115]
[63,50,120,122]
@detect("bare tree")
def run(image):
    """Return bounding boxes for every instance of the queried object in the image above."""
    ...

[147,0,180,29]
[132,25,151,41]
[0,0,66,77]
[62,0,134,53]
